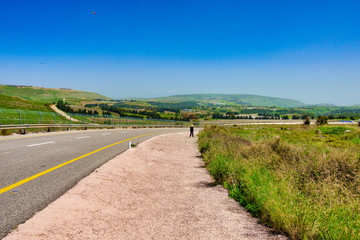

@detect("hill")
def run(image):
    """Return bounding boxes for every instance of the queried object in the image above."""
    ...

[0,94,49,111]
[150,94,305,108]
[0,85,111,104]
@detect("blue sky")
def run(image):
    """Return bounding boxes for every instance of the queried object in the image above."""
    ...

[1,0,359,105]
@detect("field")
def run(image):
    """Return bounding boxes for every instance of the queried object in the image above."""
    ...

[198,124,360,239]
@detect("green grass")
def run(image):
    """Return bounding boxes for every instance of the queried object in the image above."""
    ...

[0,85,111,104]
[0,94,49,111]
[318,126,350,135]
[198,125,360,239]
[0,108,67,124]
[0,107,186,126]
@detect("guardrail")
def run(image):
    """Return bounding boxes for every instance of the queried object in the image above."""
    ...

[0,123,190,131]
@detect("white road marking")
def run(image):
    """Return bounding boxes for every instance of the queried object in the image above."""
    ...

[102,133,110,136]
[27,141,55,147]
[75,136,90,139]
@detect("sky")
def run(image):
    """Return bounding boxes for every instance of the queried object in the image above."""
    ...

[0,0,359,105]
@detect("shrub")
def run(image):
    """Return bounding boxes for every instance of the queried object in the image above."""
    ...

[303,117,310,126]
[316,115,328,125]
[1,129,11,136]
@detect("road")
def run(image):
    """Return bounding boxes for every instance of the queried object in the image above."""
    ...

[0,128,186,239]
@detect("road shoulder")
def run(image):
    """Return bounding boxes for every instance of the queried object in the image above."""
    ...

[4,132,286,240]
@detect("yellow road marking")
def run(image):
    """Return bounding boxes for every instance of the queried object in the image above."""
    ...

[0,133,156,195]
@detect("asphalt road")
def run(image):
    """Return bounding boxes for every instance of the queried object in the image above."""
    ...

[0,128,187,239]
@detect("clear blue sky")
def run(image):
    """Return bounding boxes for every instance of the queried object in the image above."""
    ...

[1,0,359,105]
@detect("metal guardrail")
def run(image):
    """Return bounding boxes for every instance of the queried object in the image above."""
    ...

[0,123,189,130]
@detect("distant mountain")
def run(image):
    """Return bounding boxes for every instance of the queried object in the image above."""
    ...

[0,85,111,104]
[149,94,305,108]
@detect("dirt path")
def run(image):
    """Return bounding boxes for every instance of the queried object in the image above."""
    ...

[49,105,80,122]
[5,133,286,240]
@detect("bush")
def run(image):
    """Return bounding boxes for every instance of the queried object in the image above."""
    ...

[303,117,310,126]
[1,129,11,136]
[316,115,328,125]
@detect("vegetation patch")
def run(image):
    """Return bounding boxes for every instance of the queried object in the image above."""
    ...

[198,125,360,239]
[0,84,111,104]
[0,94,48,111]
[319,126,350,135]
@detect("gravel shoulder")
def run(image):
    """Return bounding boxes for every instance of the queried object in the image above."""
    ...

[4,132,286,240]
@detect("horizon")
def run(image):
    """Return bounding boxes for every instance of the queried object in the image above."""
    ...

[1,1,359,105]
[2,83,355,107]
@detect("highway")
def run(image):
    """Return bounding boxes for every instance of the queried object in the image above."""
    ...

[0,128,186,238]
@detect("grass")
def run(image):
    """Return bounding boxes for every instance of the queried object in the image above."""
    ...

[198,124,360,239]
[0,108,68,125]
[0,108,187,128]
[318,126,350,135]
[0,94,49,111]
[0,85,111,104]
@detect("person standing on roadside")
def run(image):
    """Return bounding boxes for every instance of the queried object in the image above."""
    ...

[190,124,194,137]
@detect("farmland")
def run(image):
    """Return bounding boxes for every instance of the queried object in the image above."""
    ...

[198,125,360,239]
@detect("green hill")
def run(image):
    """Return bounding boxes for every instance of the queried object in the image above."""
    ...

[150,94,305,108]
[0,94,49,111]
[0,85,111,104]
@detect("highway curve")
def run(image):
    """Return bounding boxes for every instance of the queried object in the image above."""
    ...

[0,128,186,239]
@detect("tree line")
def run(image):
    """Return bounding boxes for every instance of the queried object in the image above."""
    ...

[56,101,99,115]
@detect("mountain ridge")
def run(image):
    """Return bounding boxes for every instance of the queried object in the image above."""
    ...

[142,93,306,108]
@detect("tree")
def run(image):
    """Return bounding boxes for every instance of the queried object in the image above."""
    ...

[316,116,328,125]
[56,100,73,113]
[282,115,289,120]
[303,117,310,126]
